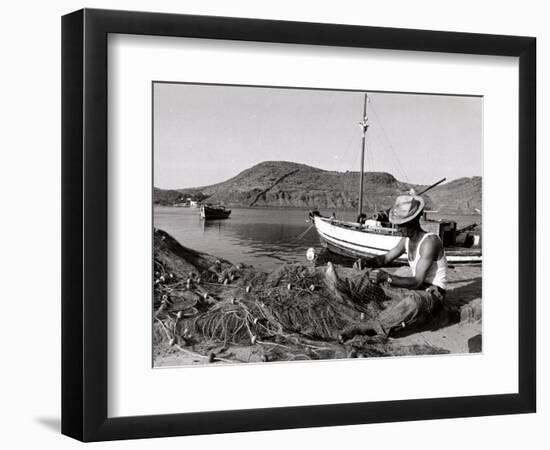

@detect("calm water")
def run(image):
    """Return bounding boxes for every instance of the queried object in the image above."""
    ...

[154,206,481,271]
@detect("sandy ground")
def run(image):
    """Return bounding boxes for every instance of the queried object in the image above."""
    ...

[388,264,482,354]
[154,264,482,367]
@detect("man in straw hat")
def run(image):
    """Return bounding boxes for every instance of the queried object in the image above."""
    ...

[326,192,448,340]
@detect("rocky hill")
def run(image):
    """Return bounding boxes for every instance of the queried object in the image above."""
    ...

[154,161,481,214]
[428,176,482,214]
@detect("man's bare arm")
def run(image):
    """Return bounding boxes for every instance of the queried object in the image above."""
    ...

[355,238,406,269]
[372,235,441,288]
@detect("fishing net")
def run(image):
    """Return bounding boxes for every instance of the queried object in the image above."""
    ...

[152,228,449,362]
[154,262,364,344]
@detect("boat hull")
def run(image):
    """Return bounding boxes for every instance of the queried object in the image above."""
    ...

[200,206,231,220]
[312,215,481,265]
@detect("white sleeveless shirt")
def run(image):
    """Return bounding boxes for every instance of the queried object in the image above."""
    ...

[406,233,448,290]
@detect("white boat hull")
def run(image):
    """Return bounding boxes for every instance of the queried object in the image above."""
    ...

[312,216,482,265]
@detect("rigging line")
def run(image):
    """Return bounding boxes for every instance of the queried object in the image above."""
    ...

[364,141,371,210]
[365,102,391,177]
[371,130,388,176]
[372,105,409,184]
[337,96,365,178]
[368,98,410,183]
[371,126,407,183]
[367,133,376,173]
[366,135,375,175]
[379,125,408,183]
[369,103,408,183]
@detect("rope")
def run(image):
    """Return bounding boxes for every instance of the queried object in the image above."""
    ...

[295,223,315,240]
[368,97,410,183]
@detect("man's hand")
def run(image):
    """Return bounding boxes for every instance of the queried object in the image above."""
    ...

[353,239,406,272]
[353,258,367,271]
[369,269,389,284]
[353,257,378,270]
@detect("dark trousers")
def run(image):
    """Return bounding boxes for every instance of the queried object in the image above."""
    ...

[345,271,444,335]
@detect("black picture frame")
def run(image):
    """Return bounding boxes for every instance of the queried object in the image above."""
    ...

[62,8,536,442]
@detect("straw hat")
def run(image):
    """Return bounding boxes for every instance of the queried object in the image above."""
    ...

[388,194,425,225]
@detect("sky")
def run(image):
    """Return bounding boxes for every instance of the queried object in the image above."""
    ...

[153,83,482,189]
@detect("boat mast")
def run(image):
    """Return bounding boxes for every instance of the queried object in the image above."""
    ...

[358,93,369,217]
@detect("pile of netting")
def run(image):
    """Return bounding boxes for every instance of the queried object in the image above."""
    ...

[152,228,449,363]
[154,263,368,342]
[186,264,370,345]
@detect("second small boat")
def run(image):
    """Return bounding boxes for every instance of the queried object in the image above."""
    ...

[200,204,232,220]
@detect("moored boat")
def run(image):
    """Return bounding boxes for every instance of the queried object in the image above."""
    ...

[310,92,482,265]
[200,204,231,220]
[310,211,481,265]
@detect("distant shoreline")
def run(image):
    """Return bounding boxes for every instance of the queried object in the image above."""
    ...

[153,204,482,217]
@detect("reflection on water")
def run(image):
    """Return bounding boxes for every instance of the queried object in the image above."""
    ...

[154,206,481,271]
[154,207,321,270]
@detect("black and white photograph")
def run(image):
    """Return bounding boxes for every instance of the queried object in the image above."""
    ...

[152,83,483,366]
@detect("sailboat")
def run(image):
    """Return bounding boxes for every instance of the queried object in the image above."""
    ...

[309,93,482,265]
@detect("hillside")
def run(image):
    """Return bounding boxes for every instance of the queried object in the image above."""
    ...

[428,176,482,214]
[154,161,481,214]
[153,187,184,205]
